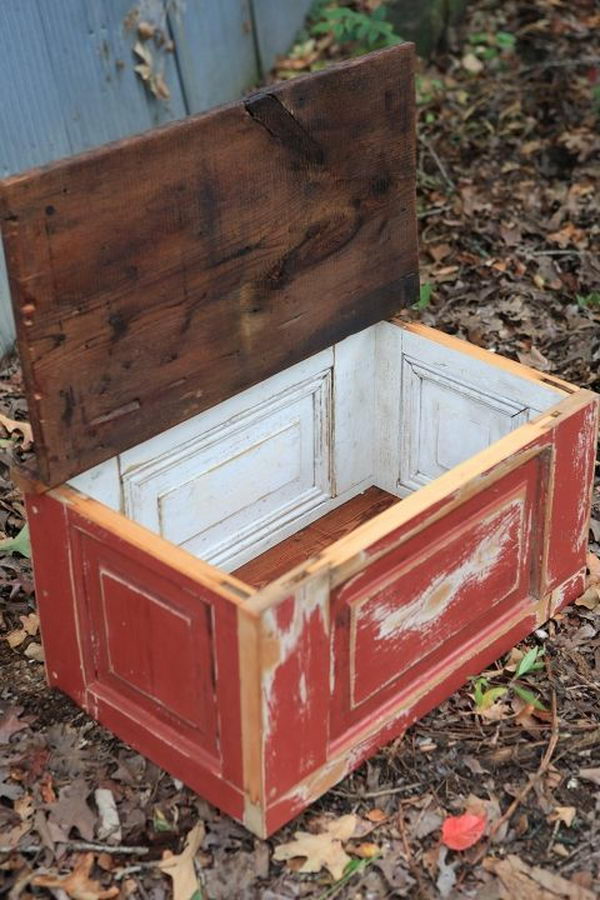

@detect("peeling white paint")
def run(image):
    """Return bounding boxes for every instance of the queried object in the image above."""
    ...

[260,571,330,743]
[367,495,525,642]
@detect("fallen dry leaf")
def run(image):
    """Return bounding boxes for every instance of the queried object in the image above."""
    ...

[273,814,357,881]
[0,412,33,449]
[462,52,484,74]
[586,553,600,586]
[48,778,97,841]
[578,767,600,787]
[0,706,30,743]
[32,853,119,900]
[484,853,596,899]
[157,822,205,900]
[548,807,576,828]
[441,812,486,851]
[575,586,600,611]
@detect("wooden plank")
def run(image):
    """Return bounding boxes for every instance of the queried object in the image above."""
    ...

[235,486,398,588]
[252,0,314,75]
[168,0,259,114]
[0,44,419,486]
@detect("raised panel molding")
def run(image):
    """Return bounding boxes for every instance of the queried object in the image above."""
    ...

[122,370,333,571]
[398,357,531,494]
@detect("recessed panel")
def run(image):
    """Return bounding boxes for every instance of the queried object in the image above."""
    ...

[331,452,549,741]
[122,371,333,570]
[99,572,203,729]
[399,358,530,492]
[350,489,526,707]
[73,530,219,755]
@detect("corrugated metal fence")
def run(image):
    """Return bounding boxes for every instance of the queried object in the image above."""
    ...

[0,0,312,353]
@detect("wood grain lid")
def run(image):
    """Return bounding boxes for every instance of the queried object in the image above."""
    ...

[0,43,418,487]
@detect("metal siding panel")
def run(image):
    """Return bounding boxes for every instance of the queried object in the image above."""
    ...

[35,0,188,148]
[168,0,259,114]
[0,0,73,176]
[252,0,313,74]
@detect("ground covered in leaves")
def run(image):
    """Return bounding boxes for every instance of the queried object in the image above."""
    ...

[1,0,599,896]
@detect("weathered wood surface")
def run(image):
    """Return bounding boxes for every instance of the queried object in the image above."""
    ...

[0,45,418,486]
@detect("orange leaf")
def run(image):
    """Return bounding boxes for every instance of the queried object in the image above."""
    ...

[441,813,486,851]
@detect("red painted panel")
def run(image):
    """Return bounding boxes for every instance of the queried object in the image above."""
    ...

[27,494,244,804]
[330,452,549,742]
[351,486,529,707]
[25,493,87,703]
[69,523,219,756]
[265,607,538,836]
[546,396,598,590]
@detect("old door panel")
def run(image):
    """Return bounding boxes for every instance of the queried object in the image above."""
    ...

[330,448,550,741]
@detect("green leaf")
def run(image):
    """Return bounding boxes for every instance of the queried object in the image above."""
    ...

[472,676,488,707]
[413,282,433,310]
[512,683,547,710]
[476,686,508,711]
[496,31,516,50]
[514,646,543,679]
[0,524,31,559]
[577,291,600,308]
[469,31,489,45]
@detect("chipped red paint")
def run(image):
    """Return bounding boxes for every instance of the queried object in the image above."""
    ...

[25,391,598,838]
[329,452,549,741]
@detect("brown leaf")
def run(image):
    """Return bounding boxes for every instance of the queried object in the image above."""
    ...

[548,807,576,828]
[0,706,30,743]
[137,20,155,40]
[578,767,600,787]
[586,553,600,586]
[33,853,119,900]
[273,814,357,881]
[575,586,600,611]
[484,853,596,899]
[157,822,205,900]
[0,413,33,449]
[48,778,97,841]
[151,72,170,100]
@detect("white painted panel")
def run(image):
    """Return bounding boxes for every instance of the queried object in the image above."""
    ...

[374,322,403,494]
[122,368,333,570]
[68,457,121,510]
[414,368,529,482]
[395,327,557,494]
[119,348,333,476]
[333,329,376,495]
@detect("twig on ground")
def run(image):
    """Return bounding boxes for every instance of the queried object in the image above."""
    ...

[419,136,456,192]
[0,841,151,856]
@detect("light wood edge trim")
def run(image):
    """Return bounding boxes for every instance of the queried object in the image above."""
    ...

[237,606,266,836]
[394,319,575,394]
[47,484,256,605]
[246,390,598,613]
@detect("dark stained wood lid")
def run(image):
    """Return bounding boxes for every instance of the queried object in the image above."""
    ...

[0,44,418,487]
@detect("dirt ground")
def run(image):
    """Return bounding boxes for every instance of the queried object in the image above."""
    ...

[1,0,599,897]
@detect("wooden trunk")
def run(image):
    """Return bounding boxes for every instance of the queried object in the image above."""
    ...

[1,46,597,838]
